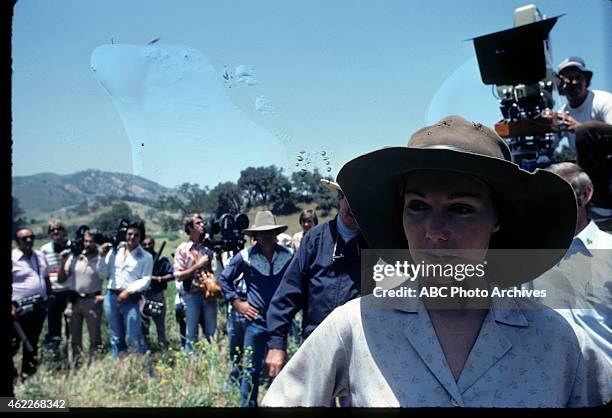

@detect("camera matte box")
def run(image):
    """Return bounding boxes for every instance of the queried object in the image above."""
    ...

[471,16,560,85]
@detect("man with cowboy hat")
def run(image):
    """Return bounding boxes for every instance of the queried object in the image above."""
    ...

[262,115,610,407]
[555,56,612,222]
[219,210,293,407]
[265,179,369,382]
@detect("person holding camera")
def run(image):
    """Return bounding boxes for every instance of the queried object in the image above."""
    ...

[555,57,612,222]
[173,213,218,352]
[98,221,153,359]
[11,227,50,381]
[40,220,74,361]
[219,210,293,407]
[140,236,174,351]
[57,230,105,366]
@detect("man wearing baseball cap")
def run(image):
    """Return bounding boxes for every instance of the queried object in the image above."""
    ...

[556,56,612,220]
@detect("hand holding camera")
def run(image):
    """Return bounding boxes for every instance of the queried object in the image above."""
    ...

[99,242,113,256]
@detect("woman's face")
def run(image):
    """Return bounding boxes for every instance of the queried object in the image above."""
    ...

[402,170,499,266]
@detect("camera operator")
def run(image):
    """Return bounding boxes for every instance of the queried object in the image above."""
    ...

[11,227,50,381]
[40,220,74,361]
[555,57,612,221]
[173,213,217,352]
[57,230,105,366]
[140,236,174,350]
[98,221,153,359]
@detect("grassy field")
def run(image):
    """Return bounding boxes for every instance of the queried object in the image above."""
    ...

[12,203,327,406]
[13,285,303,406]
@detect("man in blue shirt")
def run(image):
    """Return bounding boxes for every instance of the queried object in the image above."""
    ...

[265,180,368,379]
[219,210,293,407]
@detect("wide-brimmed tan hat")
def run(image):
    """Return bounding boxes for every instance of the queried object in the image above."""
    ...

[241,211,288,236]
[336,115,577,287]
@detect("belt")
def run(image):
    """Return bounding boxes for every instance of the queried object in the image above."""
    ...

[108,288,124,295]
[77,291,101,299]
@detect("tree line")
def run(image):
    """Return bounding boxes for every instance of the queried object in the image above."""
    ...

[153,166,336,231]
[12,166,337,238]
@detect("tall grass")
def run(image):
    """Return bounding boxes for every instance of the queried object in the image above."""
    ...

[13,206,315,406]
[13,293,301,407]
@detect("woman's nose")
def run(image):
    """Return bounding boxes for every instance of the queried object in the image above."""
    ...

[424,214,450,243]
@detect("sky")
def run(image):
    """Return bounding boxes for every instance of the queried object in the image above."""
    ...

[11,0,611,188]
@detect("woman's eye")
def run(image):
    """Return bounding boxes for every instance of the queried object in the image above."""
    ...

[405,200,430,213]
[449,203,475,214]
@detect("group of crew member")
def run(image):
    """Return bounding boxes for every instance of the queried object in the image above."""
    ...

[10,54,610,407]
[10,199,363,393]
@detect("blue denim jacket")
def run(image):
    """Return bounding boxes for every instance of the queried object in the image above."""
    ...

[219,243,293,328]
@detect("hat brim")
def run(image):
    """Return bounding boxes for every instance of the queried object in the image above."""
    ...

[337,147,577,287]
[321,179,342,194]
[242,225,288,236]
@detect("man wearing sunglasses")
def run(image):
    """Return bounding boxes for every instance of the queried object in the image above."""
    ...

[11,227,51,381]
[265,180,368,380]
[555,57,612,224]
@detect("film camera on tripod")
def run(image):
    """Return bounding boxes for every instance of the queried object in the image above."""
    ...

[471,5,564,171]
[204,213,250,258]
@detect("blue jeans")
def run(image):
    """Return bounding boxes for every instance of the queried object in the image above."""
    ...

[183,292,217,352]
[226,306,249,384]
[240,322,268,407]
[103,292,144,359]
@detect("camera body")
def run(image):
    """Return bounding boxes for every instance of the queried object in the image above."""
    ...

[204,213,250,254]
[473,5,561,171]
[69,219,131,255]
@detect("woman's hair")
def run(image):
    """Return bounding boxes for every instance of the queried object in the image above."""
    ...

[184,213,203,234]
[47,220,65,234]
[299,209,318,226]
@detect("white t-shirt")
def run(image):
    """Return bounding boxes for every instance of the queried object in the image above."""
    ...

[560,90,612,150]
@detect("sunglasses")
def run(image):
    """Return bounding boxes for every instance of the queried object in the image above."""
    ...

[18,235,35,241]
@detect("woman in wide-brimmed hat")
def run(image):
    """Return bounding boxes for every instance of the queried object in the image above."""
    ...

[262,115,610,407]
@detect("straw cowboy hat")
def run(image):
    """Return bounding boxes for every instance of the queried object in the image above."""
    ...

[337,115,577,287]
[242,211,288,236]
